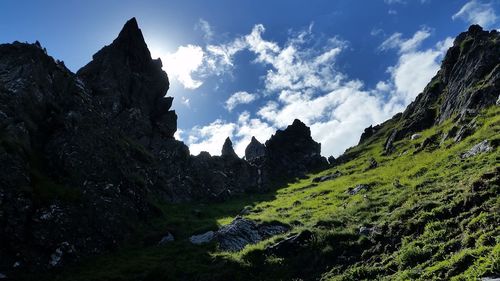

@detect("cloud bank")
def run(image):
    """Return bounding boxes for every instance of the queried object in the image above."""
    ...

[171,22,453,157]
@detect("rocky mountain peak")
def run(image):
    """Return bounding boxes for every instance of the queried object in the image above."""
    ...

[245,136,266,161]
[222,137,238,158]
[265,119,328,178]
[77,18,176,142]
[110,17,153,69]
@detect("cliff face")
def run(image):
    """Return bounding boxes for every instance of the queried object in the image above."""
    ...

[77,18,176,144]
[383,25,500,151]
[0,18,327,271]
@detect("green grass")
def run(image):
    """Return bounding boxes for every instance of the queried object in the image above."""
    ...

[33,106,500,281]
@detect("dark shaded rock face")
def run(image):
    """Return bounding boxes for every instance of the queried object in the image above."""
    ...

[358,125,380,145]
[221,137,239,159]
[0,40,159,271]
[77,18,177,143]
[245,136,266,161]
[0,18,328,272]
[265,119,328,180]
[386,25,499,145]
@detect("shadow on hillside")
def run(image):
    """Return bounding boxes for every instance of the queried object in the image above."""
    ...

[30,186,284,281]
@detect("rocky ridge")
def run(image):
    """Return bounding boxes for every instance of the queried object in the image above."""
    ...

[379,25,500,153]
[0,18,327,272]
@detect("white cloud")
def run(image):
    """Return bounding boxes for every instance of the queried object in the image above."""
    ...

[186,111,275,157]
[187,120,236,156]
[225,91,258,111]
[183,24,454,157]
[181,96,191,107]
[452,0,497,28]
[379,28,431,53]
[163,45,204,89]
[245,24,281,64]
[382,31,454,105]
[196,18,214,41]
[233,111,276,156]
[174,129,184,141]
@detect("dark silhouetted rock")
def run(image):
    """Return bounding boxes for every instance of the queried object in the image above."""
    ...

[266,230,314,256]
[221,137,238,159]
[327,156,336,166]
[359,125,380,144]
[158,233,174,245]
[312,171,342,183]
[245,136,266,161]
[189,231,215,245]
[265,119,328,180]
[77,17,177,142]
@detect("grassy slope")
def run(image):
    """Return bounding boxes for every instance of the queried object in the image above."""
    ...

[40,106,499,281]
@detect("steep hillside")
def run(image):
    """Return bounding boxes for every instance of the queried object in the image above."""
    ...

[1,21,499,281]
[34,104,498,281]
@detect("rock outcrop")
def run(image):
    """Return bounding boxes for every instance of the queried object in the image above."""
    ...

[245,137,266,161]
[188,217,289,251]
[0,18,329,273]
[265,119,328,180]
[221,137,239,159]
[77,17,177,143]
[383,25,499,148]
[461,140,494,158]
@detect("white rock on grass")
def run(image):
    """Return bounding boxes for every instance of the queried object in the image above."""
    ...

[461,140,493,159]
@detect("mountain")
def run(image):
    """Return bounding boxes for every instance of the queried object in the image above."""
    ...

[0,20,498,281]
[0,18,326,274]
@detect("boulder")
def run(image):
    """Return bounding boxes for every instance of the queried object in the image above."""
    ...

[214,217,289,252]
[216,218,262,251]
[359,226,380,236]
[410,134,422,140]
[312,171,342,183]
[348,184,370,195]
[189,231,215,245]
[481,277,500,281]
[461,140,494,158]
[366,158,378,170]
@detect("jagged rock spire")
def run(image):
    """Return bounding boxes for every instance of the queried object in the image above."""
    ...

[245,136,266,161]
[77,17,177,139]
[221,137,238,158]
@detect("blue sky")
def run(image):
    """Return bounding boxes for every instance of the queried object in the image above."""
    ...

[1,0,499,157]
